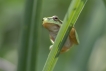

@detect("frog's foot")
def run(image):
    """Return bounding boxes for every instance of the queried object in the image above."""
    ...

[60,46,70,53]
[49,45,53,50]
[49,45,70,53]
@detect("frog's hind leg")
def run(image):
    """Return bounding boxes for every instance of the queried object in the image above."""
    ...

[60,46,70,53]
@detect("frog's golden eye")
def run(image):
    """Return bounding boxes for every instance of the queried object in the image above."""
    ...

[52,16,58,20]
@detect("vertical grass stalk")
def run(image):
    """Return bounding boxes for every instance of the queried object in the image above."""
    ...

[26,0,43,71]
[17,0,43,71]
[17,0,34,71]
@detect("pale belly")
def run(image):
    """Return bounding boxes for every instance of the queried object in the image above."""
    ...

[49,33,73,52]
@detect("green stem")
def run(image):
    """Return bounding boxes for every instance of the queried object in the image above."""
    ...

[26,0,43,71]
[17,0,34,71]
[42,0,88,71]
[17,0,43,71]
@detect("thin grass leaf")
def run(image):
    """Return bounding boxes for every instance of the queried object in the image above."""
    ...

[68,1,106,71]
[26,0,43,71]
[42,0,88,71]
[17,0,42,71]
[17,0,34,71]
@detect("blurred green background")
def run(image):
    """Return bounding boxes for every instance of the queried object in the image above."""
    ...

[0,0,106,71]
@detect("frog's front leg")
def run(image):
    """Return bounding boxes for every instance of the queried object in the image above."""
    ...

[49,36,54,50]
[49,44,70,53]
[49,45,53,50]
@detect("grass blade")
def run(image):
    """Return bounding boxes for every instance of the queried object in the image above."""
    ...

[26,0,43,71]
[103,0,106,7]
[17,0,42,71]
[17,0,34,71]
[42,0,88,71]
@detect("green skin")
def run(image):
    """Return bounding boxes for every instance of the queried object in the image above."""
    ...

[42,16,79,52]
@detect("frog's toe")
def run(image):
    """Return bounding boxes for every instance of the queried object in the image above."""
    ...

[49,45,53,50]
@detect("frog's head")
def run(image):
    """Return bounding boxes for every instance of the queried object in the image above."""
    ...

[42,15,62,32]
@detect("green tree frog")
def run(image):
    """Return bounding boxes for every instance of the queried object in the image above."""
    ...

[42,15,79,53]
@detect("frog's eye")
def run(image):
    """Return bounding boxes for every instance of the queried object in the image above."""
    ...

[53,16,58,20]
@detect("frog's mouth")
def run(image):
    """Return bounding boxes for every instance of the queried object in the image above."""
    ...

[43,22,60,28]
[42,22,60,32]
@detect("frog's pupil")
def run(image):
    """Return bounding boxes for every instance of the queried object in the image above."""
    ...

[53,16,58,20]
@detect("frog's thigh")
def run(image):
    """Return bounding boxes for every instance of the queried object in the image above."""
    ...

[61,46,70,53]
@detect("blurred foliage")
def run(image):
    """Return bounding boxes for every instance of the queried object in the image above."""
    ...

[0,0,106,71]
[104,0,106,6]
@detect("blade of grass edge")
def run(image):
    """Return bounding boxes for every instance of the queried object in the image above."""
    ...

[17,0,34,71]
[26,0,43,71]
[42,0,88,71]
[17,0,43,71]
[103,0,106,7]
